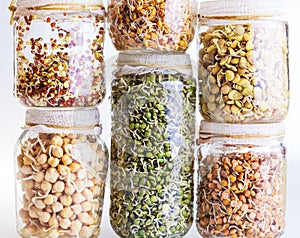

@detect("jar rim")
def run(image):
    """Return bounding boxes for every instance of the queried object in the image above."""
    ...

[25,107,100,127]
[199,0,287,19]
[199,120,285,138]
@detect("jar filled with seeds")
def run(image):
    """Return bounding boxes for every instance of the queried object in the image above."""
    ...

[196,120,286,238]
[107,0,197,52]
[110,53,196,237]
[10,0,106,107]
[197,0,289,123]
[14,108,108,238]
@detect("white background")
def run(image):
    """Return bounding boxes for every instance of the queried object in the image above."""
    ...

[1,0,299,237]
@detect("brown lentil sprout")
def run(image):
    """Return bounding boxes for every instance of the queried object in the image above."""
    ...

[198,22,289,123]
[16,132,107,238]
[197,144,286,238]
[108,0,196,52]
[13,8,105,107]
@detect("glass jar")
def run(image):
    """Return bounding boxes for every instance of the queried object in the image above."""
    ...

[10,0,106,107]
[110,53,196,237]
[14,108,108,238]
[196,121,286,238]
[197,0,289,123]
[107,0,197,52]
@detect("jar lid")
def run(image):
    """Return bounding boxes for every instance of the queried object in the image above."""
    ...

[200,120,285,139]
[25,107,100,128]
[199,0,287,19]
[115,53,193,77]
[12,0,104,8]
[117,52,192,68]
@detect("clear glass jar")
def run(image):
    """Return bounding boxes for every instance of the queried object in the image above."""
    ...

[10,0,106,107]
[107,0,197,52]
[110,53,196,237]
[14,108,108,238]
[197,0,289,123]
[196,121,286,238]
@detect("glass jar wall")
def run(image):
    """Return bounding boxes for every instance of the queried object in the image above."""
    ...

[110,53,196,237]
[107,0,197,52]
[15,108,108,238]
[196,121,286,238]
[197,0,289,123]
[11,0,106,107]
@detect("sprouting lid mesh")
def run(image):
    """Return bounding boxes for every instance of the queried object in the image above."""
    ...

[115,52,193,77]
[14,0,104,8]
[200,120,285,138]
[199,0,287,18]
[25,108,100,127]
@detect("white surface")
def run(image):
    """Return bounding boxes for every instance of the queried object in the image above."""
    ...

[0,0,299,237]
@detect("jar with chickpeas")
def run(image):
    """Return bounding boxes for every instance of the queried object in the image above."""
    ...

[14,108,108,238]
[196,121,287,238]
[198,0,289,123]
[107,0,197,52]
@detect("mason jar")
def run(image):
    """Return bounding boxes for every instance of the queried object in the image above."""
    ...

[196,121,286,238]
[15,108,108,238]
[10,0,106,107]
[110,53,196,237]
[107,0,197,52]
[197,0,289,123]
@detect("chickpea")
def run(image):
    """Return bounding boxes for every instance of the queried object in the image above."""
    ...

[62,154,73,165]
[60,195,72,207]
[82,189,93,202]
[70,219,82,233]
[52,146,64,158]
[78,212,93,225]
[44,194,56,206]
[60,207,74,219]
[45,167,59,183]
[41,180,52,193]
[52,202,63,213]
[33,199,46,210]
[48,157,60,168]
[71,204,82,215]
[77,169,87,180]
[48,215,59,228]
[38,211,51,223]
[81,201,92,212]
[37,153,48,165]
[69,162,81,173]
[72,193,86,204]
[65,184,76,195]
[58,164,70,176]
[53,181,65,193]
[33,171,45,183]
[20,165,33,175]
[60,218,71,229]
[51,135,64,147]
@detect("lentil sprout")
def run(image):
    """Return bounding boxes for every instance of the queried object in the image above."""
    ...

[108,0,195,52]
[198,22,289,123]
[110,71,196,237]
[13,7,105,107]
[197,144,286,238]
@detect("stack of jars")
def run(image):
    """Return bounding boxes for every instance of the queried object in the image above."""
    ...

[107,0,198,237]
[196,0,289,237]
[11,0,109,237]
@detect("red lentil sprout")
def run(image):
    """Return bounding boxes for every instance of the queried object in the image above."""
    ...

[12,6,105,107]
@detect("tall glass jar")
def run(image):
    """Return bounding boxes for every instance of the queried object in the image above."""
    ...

[196,121,286,238]
[10,0,106,107]
[197,0,289,123]
[110,53,196,237]
[14,108,108,238]
[107,0,197,52]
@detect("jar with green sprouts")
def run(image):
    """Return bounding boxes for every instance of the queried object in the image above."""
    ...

[110,53,196,238]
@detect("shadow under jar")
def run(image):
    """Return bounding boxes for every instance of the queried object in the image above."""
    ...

[197,0,289,123]
[14,108,108,238]
[110,53,196,237]
[196,121,287,238]
[10,0,106,107]
[107,0,197,52]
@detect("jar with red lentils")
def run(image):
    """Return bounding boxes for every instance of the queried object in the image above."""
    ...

[196,120,286,238]
[107,0,197,52]
[14,107,108,238]
[10,0,106,107]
